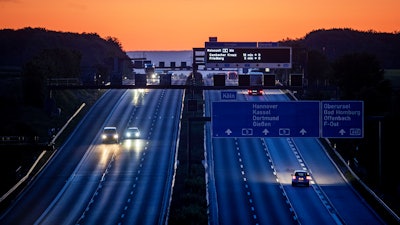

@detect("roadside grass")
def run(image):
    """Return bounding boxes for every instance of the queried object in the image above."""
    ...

[0,88,104,212]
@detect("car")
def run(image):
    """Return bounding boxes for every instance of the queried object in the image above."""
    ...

[227,71,238,79]
[101,126,119,143]
[291,169,311,186]
[248,88,263,95]
[124,127,140,139]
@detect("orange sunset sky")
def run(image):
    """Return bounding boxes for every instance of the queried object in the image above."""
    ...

[1,0,399,51]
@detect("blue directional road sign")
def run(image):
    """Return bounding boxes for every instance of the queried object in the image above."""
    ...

[220,91,237,100]
[321,101,363,138]
[212,101,320,138]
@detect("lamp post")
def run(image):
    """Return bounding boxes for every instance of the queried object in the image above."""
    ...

[368,116,384,187]
[378,119,382,186]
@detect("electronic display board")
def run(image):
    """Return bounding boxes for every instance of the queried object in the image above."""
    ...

[205,47,292,68]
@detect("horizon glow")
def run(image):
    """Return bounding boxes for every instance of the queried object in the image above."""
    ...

[1,0,399,51]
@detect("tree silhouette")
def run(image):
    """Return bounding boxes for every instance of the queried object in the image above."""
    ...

[22,48,81,107]
[332,53,385,100]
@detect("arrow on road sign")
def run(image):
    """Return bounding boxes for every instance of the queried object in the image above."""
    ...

[299,129,307,135]
[225,129,232,135]
[339,129,346,135]
[262,129,270,135]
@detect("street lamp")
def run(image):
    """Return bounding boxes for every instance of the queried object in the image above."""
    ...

[368,116,384,186]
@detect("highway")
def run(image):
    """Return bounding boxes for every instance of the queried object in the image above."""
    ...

[0,85,184,224]
[0,74,387,225]
[204,84,385,224]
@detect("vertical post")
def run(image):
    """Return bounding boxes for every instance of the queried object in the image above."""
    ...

[187,118,191,176]
[378,120,382,186]
[368,116,384,187]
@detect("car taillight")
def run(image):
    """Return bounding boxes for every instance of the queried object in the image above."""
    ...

[292,175,296,179]
[258,90,263,94]
[306,175,311,180]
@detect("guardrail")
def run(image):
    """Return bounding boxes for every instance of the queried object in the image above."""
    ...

[0,136,40,144]
[46,78,81,86]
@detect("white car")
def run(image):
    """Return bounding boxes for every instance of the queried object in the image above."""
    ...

[101,127,119,143]
[124,127,140,139]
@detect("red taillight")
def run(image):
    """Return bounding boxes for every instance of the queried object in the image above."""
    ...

[306,175,311,180]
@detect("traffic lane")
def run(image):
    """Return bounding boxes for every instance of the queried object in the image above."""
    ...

[0,89,126,225]
[206,89,293,225]
[293,138,385,225]
[37,89,182,225]
[122,89,183,225]
[123,147,172,225]
[213,138,254,225]
[208,89,265,225]
[36,143,120,225]
[34,90,141,224]
[248,90,336,224]
[206,90,250,223]
[64,89,166,225]
[237,138,297,225]
[265,137,337,225]
[204,90,219,224]
[77,141,147,225]
[33,91,155,224]
[75,89,176,224]
[255,89,382,225]
[285,187,336,224]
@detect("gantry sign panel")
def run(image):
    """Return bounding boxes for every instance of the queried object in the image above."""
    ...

[204,42,292,69]
[212,101,320,138]
[212,101,364,138]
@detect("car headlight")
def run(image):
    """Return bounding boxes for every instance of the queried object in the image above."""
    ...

[102,134,107,139]
[113,134,119,139]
